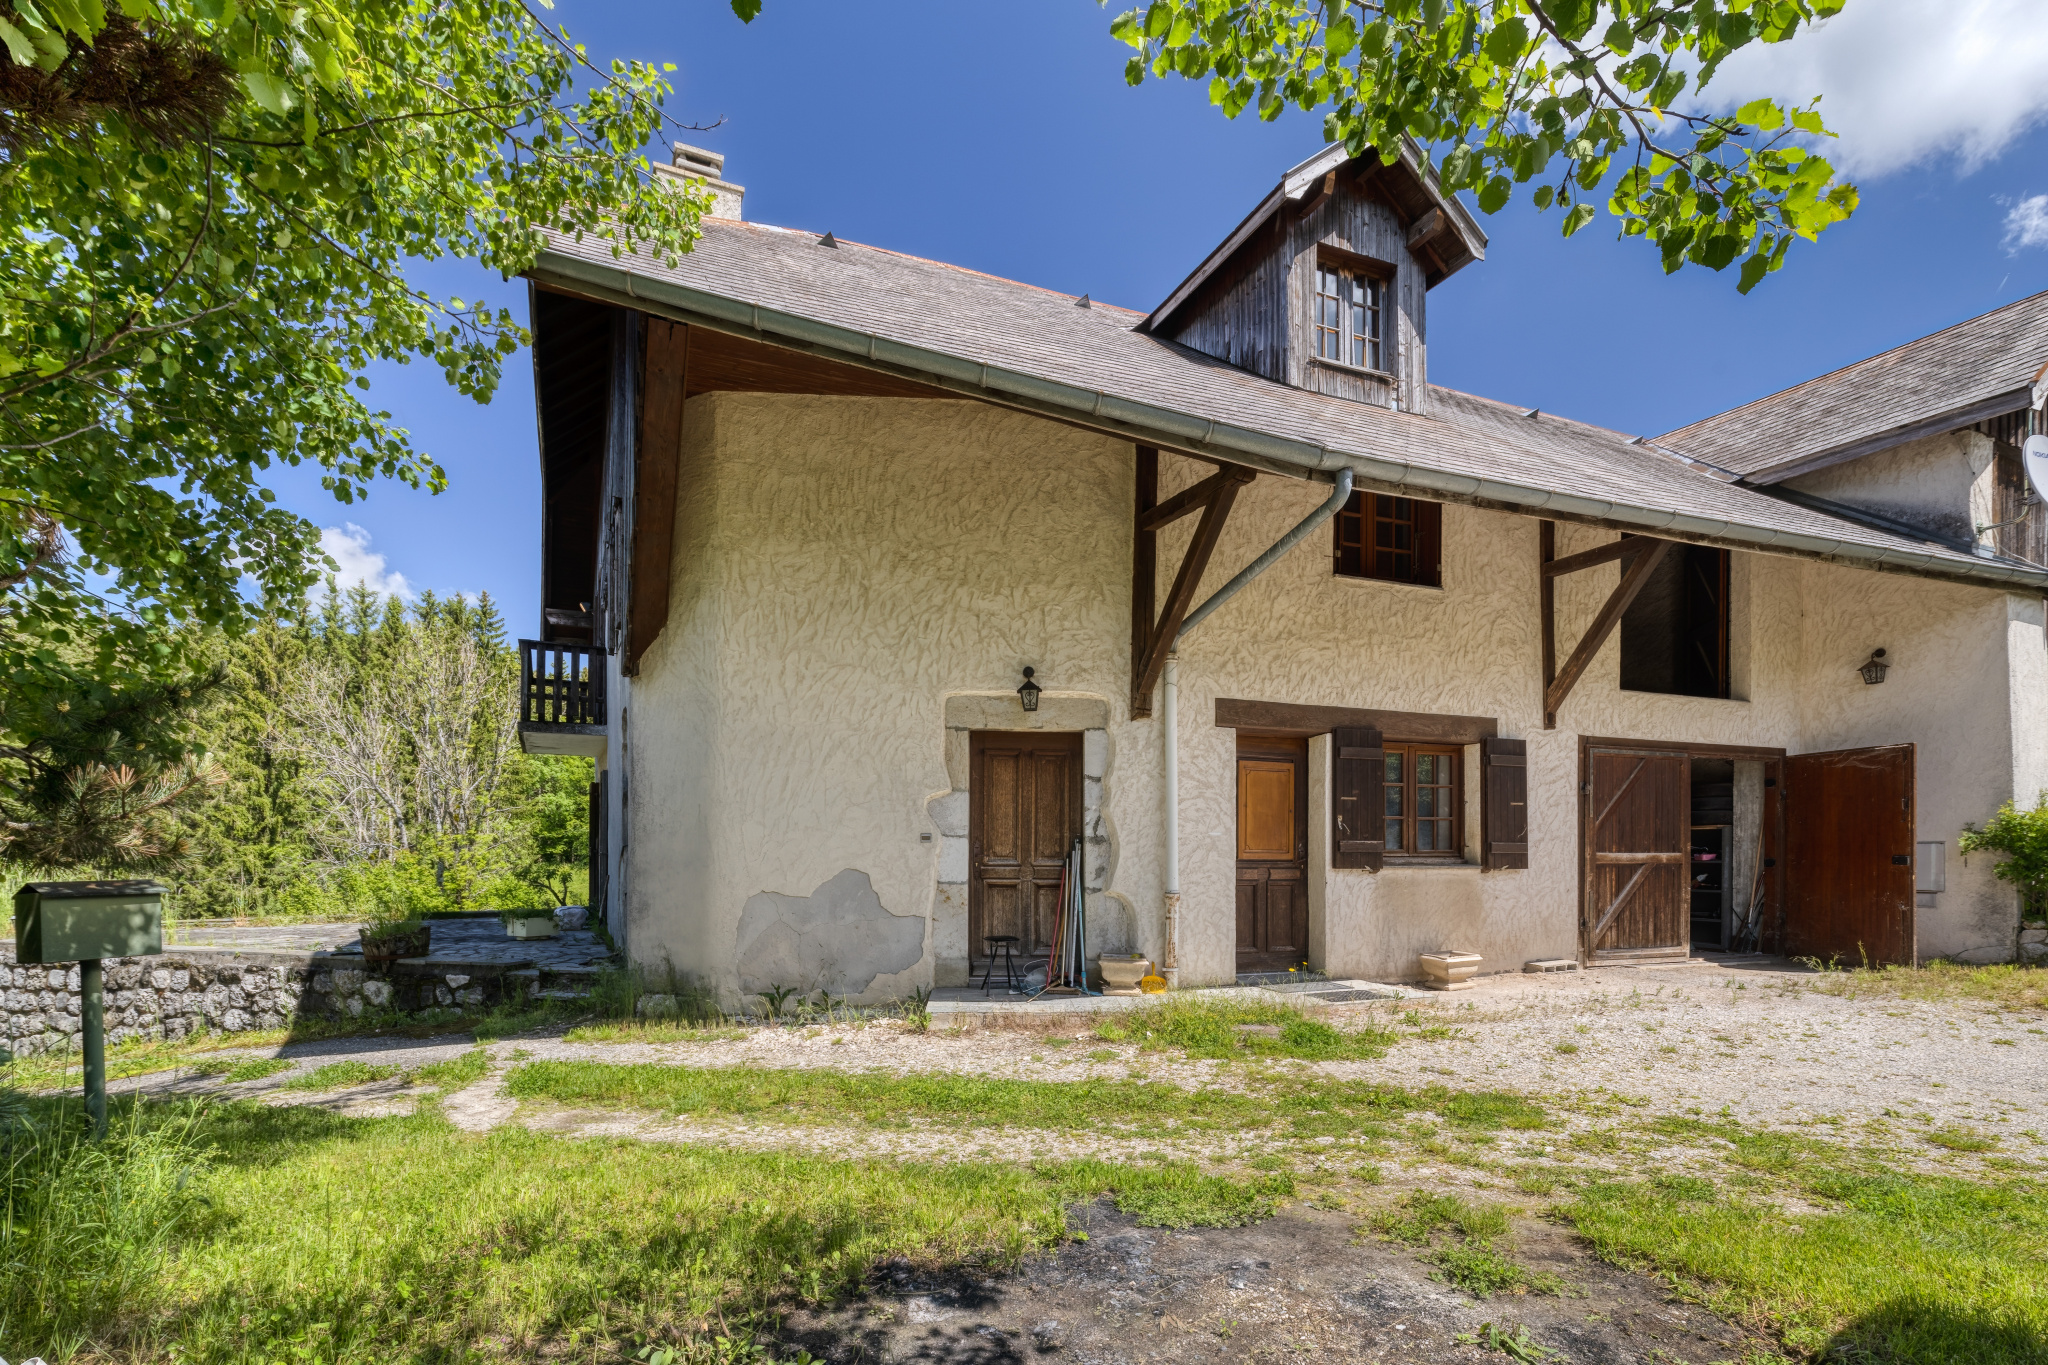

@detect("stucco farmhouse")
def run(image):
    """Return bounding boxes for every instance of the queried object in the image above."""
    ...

[516,141,2048,1002]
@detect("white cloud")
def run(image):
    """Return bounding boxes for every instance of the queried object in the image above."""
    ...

[2005,194,2048,252]
[1698,0,2048,177]
[319,523,414,600]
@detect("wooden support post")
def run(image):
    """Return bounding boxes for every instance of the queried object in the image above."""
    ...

[1131,446,1158,719]
[1131,462,1254,716]
[1540,521,1556,730]
[1543,538,1672,722]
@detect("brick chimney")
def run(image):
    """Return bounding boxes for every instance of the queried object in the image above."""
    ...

[655,143,745,220]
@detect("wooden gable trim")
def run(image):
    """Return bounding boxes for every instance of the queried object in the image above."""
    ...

[625,318,688,674]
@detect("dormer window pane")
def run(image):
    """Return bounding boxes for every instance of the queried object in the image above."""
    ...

[1313,265,1386,373]
[1350,275,1382,371]
[1314,268,1345,362]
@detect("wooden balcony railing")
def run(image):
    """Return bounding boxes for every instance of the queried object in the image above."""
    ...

[519,639,607,728]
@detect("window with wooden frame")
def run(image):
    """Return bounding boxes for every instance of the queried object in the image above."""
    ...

[1619,544,1730,699]
[1383,742,1462,859]
[1312,265,1385,372]
[1333,491,1442,586]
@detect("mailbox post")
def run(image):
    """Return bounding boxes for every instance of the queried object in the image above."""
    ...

[14,880,166,1138]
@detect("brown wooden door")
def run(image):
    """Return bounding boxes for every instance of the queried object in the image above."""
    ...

[1785,744,1916,966]
[970,731,1082,963]
[1583,745,1689,962]
[1236,735,1308,972]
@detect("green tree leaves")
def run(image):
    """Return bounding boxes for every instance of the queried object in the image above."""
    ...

[1108,0,1858,292]
[0,0,725,693]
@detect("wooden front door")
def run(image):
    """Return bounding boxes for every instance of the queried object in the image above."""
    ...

[1583,745,1689,962]
[1236,735,1308,972]
[1786,744,1916,966]
[969,731,1082,964]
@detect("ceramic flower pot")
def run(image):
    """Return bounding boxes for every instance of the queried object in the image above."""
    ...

[1097,954,1152,996]
[1418,950,1482,991]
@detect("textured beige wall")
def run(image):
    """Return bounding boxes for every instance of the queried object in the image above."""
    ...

[1784,430,1996,547]
[621,394,2039,998]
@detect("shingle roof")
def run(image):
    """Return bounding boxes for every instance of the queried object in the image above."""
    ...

[1657,289,2048,482]
[530,220,2048,591]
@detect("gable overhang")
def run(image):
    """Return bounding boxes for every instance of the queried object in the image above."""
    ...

[1142,140,1488,335]
[527,245,2048,596]
[1735,385,2039,485]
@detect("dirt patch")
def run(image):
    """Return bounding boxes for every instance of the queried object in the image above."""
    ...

[775,1203,1758,1363]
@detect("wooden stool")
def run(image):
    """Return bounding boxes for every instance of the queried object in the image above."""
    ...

[978,935,1022,995]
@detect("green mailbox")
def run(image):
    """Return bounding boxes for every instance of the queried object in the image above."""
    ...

[14,880,166,964]
[13,880,166,1139]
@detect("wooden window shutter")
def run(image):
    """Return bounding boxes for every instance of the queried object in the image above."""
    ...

[1481,736,1528,870]
[1415,499,1443,588]
[1331,725,1385,871]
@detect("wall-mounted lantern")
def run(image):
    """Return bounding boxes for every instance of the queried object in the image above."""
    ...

[1858,648,1889,685]
[1017,666,1042,712]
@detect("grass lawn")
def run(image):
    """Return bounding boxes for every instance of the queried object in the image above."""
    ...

[503,1057,1549,1139]
[1,1095,1290,1363]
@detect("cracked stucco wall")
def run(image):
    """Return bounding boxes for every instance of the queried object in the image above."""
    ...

[619,394,2041,996]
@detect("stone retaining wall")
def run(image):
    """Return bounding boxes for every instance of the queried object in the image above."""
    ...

[1,944,537,1060]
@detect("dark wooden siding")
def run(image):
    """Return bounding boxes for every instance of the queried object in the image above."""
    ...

[1155,166,1430,415]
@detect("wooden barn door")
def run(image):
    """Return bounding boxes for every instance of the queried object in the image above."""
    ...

[1786,744,1916,966]
[1582,745,1690,962]
[970,731,1082,965]
[1236,735,1309,973]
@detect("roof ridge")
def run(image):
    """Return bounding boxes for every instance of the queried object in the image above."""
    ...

[1660,286,2048,441]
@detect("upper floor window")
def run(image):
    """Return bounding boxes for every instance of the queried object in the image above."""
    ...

[1620,544,1730,698]
[1313,266,1384,372]
[1334,491,1442,587]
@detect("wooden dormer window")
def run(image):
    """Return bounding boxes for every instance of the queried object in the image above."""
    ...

[1313,265,1383,373]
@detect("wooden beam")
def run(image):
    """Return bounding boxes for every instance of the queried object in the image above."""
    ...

[1131,446,1158,720]
[625,318,688,675]
[1214,697,1496,747]
[1540,521,1556,730]
[1405,207,1444,248]
[1543,539,1673,720]
[1542,535,1643,578]
[1132,466,1254,714]
[1138,469,1236,534]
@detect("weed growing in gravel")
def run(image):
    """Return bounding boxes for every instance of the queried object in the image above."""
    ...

[1093,997,1397,1061]
[1804,960,2048,1013]
[1923,1125,1997,1153]
[214,1057,293,1084]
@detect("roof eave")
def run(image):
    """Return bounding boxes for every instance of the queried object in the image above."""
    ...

[528,247,2048,596]
[1733,386,2037,484]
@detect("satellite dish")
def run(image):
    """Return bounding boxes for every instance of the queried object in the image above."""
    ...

[2027,433,2048,506]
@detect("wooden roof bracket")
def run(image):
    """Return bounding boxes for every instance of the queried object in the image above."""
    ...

[1541,530,1672,728]
[1131,447,1256,718]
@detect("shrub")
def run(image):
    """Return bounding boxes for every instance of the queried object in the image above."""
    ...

[1959,794,2048,921]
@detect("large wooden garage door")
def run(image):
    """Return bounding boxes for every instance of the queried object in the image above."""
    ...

[1786,744,1916,966]
[1583,745,1689,962]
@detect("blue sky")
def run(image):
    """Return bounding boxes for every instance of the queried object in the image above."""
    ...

[273,0,2048,638]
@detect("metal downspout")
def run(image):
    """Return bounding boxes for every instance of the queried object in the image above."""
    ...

[1158,468,1354,988]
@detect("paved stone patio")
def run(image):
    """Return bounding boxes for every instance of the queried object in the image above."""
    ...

[168,913,614,974]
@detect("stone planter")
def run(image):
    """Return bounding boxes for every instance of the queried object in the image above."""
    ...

[1097,954,1151,996]
[361,924,430,966]
[1418,950,1481,991]
[553,905,589,932]
[504,916,559,940]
